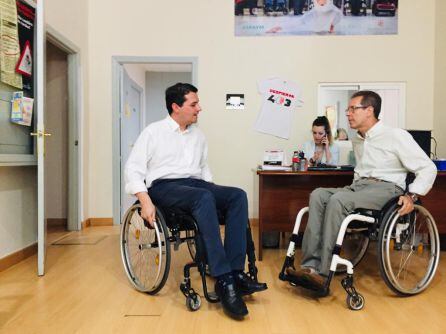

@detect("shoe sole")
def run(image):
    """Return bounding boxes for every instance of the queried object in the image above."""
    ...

[285,272,325,292]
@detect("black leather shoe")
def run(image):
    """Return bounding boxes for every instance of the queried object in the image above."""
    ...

[215,279,248,319]
[234,272,268,296]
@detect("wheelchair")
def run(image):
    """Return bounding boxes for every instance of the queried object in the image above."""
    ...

[279,196,440,310]
[120,202,259,311]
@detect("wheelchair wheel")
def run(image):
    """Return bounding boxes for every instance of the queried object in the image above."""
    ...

[378,204,440,296]
[120,204,171,294]
[337,231,370,274]
[186,294,201,312]
[346,293,365,311]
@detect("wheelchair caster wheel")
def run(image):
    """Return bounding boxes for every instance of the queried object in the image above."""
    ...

[346,293,364,311]
[186,294,201,311]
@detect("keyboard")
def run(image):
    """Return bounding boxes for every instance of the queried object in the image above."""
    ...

[308,164,355,171]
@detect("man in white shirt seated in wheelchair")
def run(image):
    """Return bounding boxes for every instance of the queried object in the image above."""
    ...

[286,90,437,290]
[125,83,267,319]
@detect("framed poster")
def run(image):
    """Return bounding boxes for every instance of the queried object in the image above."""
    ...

[235,0,398,37]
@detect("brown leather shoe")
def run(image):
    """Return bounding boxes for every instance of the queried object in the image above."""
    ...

[286,267,325,291]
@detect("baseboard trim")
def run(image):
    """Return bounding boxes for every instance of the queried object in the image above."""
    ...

[0,243,37,272]
[81,219,91,229]
[89,218,113,226]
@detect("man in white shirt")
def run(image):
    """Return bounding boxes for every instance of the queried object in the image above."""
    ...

[125,83,266,319]
[287,90,437,290]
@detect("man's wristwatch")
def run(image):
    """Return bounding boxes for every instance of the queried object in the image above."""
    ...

[406,192,419,202]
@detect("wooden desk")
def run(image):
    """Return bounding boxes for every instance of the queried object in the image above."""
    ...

[257,170,446,260]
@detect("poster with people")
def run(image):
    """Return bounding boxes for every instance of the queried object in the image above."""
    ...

[235,0,398,36]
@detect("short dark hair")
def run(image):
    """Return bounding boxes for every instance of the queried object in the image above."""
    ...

[312,116,333,144]
[351,90,382,119]
[165,83,198,115]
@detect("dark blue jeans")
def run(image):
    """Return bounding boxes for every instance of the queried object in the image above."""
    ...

[148,178,248,277]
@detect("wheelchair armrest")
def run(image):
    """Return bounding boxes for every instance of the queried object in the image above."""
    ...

[353,196,402,223]
[354,208,381,219]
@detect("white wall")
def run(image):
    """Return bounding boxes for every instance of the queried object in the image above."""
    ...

[0,167,37,258]
[87,0,438,218]
[434,0,446,158]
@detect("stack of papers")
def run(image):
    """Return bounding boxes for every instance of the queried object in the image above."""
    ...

[260,165,292,171]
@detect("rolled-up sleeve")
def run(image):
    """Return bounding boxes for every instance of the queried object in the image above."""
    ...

[124,129,153,195]
[200,141,213,182]
[395,130,437,196]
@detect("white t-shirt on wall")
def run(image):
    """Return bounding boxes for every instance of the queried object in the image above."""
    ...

[254,77,302,139]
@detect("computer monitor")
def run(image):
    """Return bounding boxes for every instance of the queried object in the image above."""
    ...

[407,130,431,157]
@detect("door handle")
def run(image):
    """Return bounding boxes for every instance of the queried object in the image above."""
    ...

[30,130,52,137]
[30,130,52,155]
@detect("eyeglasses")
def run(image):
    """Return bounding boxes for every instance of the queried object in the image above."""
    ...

[345,105,367,114]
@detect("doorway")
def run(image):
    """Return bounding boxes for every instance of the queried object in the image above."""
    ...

[45,40,69,241]
[112,57,197,224]
[43,28,81,243]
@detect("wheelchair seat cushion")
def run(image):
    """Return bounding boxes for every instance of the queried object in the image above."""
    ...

[158,206,197,230]
[158,206,226,231]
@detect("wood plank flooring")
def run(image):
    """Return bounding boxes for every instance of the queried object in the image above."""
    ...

[0,226,445,334]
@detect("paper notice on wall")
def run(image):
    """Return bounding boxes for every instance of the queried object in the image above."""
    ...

[19,96,33,126]
[0,0,23,89]
[10,91,23,122]
[10,93,33,126]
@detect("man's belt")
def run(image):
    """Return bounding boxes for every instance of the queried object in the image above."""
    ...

[358,177,405,192]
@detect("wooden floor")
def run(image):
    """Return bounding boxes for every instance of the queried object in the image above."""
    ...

[1,226,445,334]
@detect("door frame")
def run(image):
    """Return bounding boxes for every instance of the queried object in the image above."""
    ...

[46,25,83,232]
[111,56,198,225]
[120,70,143,220]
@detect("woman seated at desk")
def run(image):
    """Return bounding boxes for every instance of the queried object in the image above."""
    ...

[303,116,339,166]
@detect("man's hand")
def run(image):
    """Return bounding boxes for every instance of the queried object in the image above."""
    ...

[136,192,156,227]
[397,194,415,216]
[311,151,322,165]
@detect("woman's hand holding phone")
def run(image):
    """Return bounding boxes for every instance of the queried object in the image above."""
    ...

[321,134,329,146]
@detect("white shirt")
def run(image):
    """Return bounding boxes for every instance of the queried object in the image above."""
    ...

[352,121,437,196]
[124,116,212,194]
[302,140,339,165]
[254,77,302,139]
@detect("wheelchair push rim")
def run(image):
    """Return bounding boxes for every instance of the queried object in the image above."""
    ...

[120,204,171,294]
[378,204,440,295]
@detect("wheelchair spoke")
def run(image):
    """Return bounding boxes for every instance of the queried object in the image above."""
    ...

[396,248,413,281]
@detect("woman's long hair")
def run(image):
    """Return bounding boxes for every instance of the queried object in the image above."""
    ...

[312,116,333,144]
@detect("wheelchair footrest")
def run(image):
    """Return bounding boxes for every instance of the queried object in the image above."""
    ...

[281,272,329,296]
[205,291,220,303]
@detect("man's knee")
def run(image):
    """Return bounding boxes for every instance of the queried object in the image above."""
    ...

[229,187,248,204]
[193,189,216,208]
[309,187,330,204]
[327,192,355,212]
